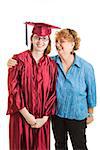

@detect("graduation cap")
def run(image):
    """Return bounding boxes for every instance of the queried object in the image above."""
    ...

[25,22,61,45]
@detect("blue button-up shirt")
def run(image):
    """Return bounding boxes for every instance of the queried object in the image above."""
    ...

[51,54,96,120]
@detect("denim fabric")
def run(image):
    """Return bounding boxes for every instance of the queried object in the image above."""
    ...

[51,54,96,120]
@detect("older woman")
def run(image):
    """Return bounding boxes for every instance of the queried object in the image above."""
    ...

[6,22,60,150]
[52,28,96,150]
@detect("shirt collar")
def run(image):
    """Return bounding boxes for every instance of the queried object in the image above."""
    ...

[73,54,81,68]
[56,53,81,68]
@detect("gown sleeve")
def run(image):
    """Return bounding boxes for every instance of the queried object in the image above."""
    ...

[44,65,57,116]
[7,55,25,115]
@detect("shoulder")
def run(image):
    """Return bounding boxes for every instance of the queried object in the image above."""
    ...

[77,55,94,74]
[77,55,93,69]
[46,55,57,70]
[50,55,58,62]
[47,55,57,65]
[12,50,29,62]
[9,50,29,71]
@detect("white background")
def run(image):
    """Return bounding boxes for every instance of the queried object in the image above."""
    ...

[0,0,100,149]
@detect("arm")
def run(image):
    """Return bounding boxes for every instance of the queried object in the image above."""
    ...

[87,108,94,124]
[7,56,25,114]
[44,64,58,116]
[85,65,96,124]
[7,55,36,125]
[19,107,36,125]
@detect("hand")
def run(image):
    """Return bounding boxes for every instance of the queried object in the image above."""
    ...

[7,58,17,68]
[25,113,36,126]
[86,116,94,124]
[31,116,49,128]
[19,107,36,126]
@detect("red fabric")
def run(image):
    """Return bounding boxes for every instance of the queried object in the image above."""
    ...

[7,50,57,150]
[25,22,61,36]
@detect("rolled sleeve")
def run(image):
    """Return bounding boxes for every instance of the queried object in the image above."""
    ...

[85,65,96,108]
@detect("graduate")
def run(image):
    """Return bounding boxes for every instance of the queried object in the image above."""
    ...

[7,22,60,150]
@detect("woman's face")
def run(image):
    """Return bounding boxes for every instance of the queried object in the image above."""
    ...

[56,37,74,56]
[32,34,49,53]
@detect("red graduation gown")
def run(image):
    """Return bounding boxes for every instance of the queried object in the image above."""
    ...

[7,50,57,150]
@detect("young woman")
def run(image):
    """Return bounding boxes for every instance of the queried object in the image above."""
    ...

[6,22,60,150]
[8,28,96,150]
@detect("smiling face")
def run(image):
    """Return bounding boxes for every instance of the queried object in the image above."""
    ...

[55,29,80,57]
[56,37,75,56]
[31,34,49,53]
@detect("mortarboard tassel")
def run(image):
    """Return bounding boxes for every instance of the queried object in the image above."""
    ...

[25,24,28,46]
